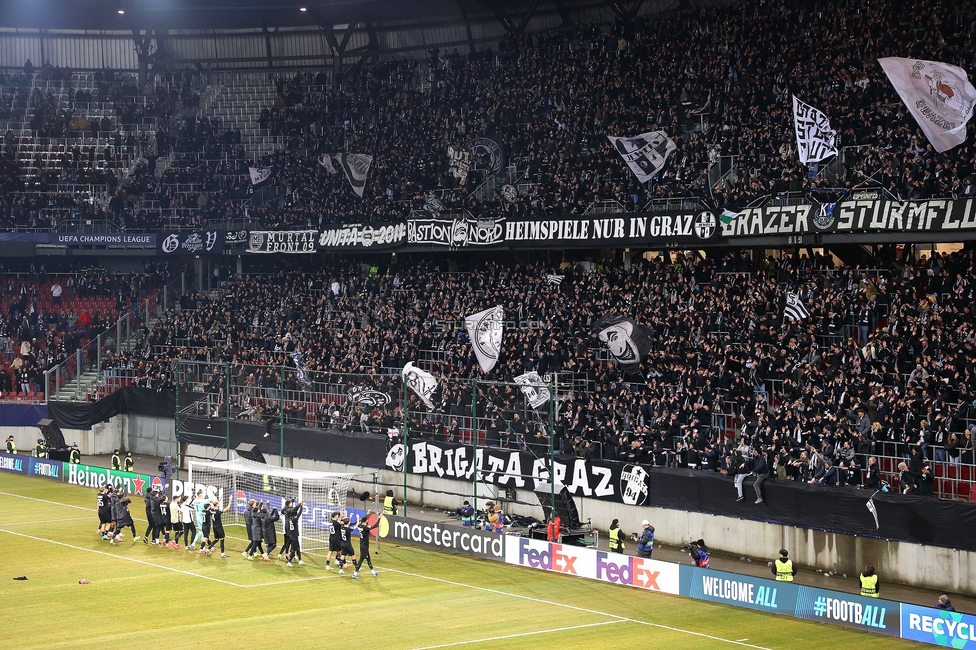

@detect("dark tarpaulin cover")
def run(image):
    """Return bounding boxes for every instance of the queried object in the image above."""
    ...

[48,388,177,429]
[177,415,388,468]
[647,467,976,552]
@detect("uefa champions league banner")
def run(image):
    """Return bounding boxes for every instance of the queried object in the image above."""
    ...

[723,198,976,237]
[384,439,651,506]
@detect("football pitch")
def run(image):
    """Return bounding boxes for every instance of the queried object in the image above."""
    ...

[0,473,921,649]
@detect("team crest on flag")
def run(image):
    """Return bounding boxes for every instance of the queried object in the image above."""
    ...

[792,95,838,164]
[879,57,976,153]
[337,153,373,197]
[607,131,676,183]
[545,274,564,286]
[784,292,811,321]
[591,313,653,373]
[465,306,504,373]
[402,362,437,409]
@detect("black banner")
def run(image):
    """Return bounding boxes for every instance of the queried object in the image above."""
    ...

[724,198,976,237]
[317,222,406,250]
[406,217,505,247]
[177,415,388,467]
[157,231,224,255]
[385,439,651,506]
[646,467,976,552]
[247,230,317,254]
[48,387,178,429]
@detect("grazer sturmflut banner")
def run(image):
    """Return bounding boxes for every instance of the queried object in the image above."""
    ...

[384,439,651,506]
[722,198,976,237]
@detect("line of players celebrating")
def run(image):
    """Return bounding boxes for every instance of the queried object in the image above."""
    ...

[96,485,230,555]
[97,486,378,577]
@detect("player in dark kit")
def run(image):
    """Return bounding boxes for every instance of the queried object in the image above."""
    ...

[352,511,379,579]
[97,486,113,539]
[207,498,231,557]
[336,516,358,575]
[325,511,342,570]
[282,500,305,567]
[112,491,137,542]
[157,495,172,546]
[242,499,256,558]
[199,502,214,556]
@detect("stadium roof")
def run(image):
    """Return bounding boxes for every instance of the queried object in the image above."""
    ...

[0,0,684,34]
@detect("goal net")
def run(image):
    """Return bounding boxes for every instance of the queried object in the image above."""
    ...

[187,458,353,551]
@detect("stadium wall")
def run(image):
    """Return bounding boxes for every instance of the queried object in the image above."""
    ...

[183,440,976,594]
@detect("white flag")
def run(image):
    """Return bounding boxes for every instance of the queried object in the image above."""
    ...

[465,306,504,373]
[784,292,810,321]
[337,153,373,197]
[290,349,312,387]
[607,131,676,182]
[402,362,437,410]
[878,57,976,153]
[318,154,338,175]
[792,95,838,164]
[515,371,551,409]
[249,167,271,185]
[546,274,564,286]
[866,491,880,530]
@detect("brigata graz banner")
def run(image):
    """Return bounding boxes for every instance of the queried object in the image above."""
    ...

[384,439,651,505]
[723,198,976,237]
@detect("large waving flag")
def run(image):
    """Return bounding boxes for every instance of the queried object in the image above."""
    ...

[607,131,676,182]
[402,362,437,409]
[336,153,373,197]
[792,95,838,164]
[878,57,976,153]
[591,313,652,373]
[465,306,504,373]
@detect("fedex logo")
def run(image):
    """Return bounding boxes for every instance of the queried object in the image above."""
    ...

[596,552,661,590]
[517,538,578,574]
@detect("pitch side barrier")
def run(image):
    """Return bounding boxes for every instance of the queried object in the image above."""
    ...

[0,451,164,495]
[377,522,973,647]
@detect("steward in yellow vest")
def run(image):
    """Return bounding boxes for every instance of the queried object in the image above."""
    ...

[608,519,626,553]
[771,549,796,582]
[859,565,880,597]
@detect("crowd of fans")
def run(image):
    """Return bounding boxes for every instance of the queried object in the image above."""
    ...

[2,0,976,231]
[0,260,179,398]
[103,247,976,498]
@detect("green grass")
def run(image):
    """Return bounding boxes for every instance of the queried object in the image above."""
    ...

[0,473,922,649]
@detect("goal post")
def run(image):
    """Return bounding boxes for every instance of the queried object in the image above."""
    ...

[187,458,353,551]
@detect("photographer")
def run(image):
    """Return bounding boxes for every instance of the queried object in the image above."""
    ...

[688,538,711,568]
[633,519,654,558]
[456,500,476,527]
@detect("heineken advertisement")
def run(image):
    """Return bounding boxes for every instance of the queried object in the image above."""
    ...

[64,463,158,495]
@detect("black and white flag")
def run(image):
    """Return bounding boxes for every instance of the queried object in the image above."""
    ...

[290,349,312,387]
[784,292,811,321]
[424,193,446,215]
[591,313,653,373]
[607,131,676,183]
[337,153,373,197]
[500,184,518,204]
[448,146,471,185]
[690,91,711,115]
[249,167,272,185]
[866,491,880,530]
[318,154,339,175]
[465,306,504,373]
[402,362,437,410]
[515,371,551,408]
[463,136,506,176]
[546,274,564,286]
[792,95,838,164]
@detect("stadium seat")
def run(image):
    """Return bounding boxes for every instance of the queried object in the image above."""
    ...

[970,484,976,502]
